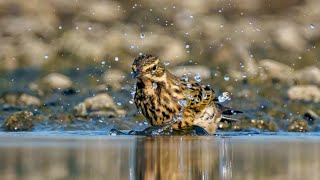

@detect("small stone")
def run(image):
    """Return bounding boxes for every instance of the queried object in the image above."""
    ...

[49,114,74,124]
[73,93,124,118]
[294,66,320,85]
[287,119,309,132]
[303,110,319,123]
[287,85,320,102]
[251,119,278,132]
[33,73,73,91]
[1,93,41,106]
[259,59,294,82]
[2,111,35,131]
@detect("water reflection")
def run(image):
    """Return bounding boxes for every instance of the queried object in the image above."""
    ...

[0,135,319,180]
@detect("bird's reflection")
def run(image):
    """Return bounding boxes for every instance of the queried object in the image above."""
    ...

[0,136,319,180]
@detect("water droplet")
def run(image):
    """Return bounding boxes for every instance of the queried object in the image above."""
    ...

[44,55,49,59]
[129,100,134,104]
[88,26,92,31]
[224,74,230,81]
[164,61,170,66]
[140,33,145,38]
[152,82,158,89]
[202,91,207,99]
[101,61,106,65]
[310,24,316,29]
[176,113,183,120]
[185,44,190,48]
[117,102,122,106]
[187,94,194,100]
[110,130,118,136]
[180,74,189,82]
[194,73,202,82]
[58,26,62,30]
[130,45,135,49]
[218,92,231,103]
[115,57,119,61]
[178,99,187,107]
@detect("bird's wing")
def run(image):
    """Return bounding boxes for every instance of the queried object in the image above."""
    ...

[181,82,216,112]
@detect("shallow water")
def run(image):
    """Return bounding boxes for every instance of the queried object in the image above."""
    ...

[0,132,320,180]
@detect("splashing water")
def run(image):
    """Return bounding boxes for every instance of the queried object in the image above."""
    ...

[224,74,230,81]
[194,73,202,82]
[218,92,231,103]
[181,74,189,82]
[164,61,170,66]
[178,99,187,107]
[152,82,158,89]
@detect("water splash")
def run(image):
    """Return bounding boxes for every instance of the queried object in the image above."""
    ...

[194,73,202,82]
[152,82,158,89]
[178,99,187,107]
[224,74,230,81]
[218,92,231,103]
[180,74,189,82]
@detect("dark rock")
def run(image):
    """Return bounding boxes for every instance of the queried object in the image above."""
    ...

[2,111,35,131]
[303,110,319,123]
[287,119,309,132]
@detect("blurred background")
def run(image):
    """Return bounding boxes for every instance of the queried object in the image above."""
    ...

[0,0,319,71]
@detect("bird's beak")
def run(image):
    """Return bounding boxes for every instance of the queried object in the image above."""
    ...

[132,71,140,78]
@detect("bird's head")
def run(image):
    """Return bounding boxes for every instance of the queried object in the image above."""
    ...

[132,54,166,82]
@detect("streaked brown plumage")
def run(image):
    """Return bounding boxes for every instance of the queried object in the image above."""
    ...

[132,54,240,134]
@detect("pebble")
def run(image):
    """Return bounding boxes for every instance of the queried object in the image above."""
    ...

[287,85,320,102]
[287,119,309,132]
[2,111,35,131]
[259,59,294,82]
[73,93,125,117]
[0,93,40,106]
[294,66,320,85]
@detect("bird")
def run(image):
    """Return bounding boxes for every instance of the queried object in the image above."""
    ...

[132,54,241,134]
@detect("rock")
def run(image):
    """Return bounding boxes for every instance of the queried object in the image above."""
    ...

[2,111,35,131]
[73,93,125,117]
[294,66,320,85]
[303,110,319,123]
[31,73,73,91]
[259,59,294,82]
[42,73,73,89]
[102,69,126,90]
[287,85,320,102]
[80,1,123,22]
[287,119,309,132]
[0,92,41,106]
[49,114,74,124]
[273,22,306,52]
[250,119,278,132]
[170,65,211,80]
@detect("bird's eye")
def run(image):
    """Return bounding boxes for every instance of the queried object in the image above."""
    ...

[152,65,157,71]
